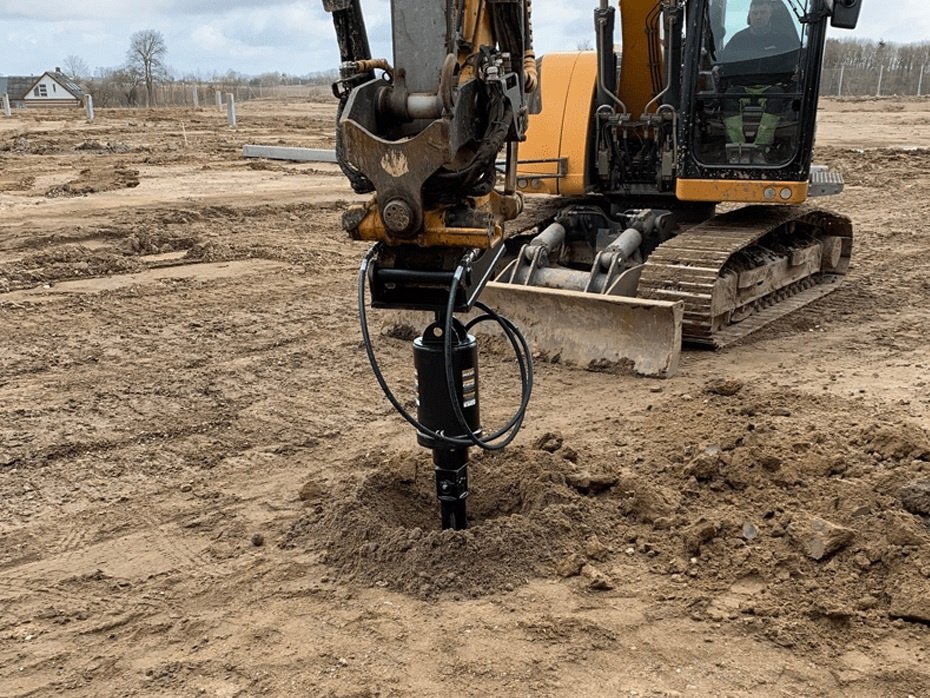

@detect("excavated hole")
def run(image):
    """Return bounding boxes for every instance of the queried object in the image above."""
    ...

[309,447,593,598]
[356,457,534,531]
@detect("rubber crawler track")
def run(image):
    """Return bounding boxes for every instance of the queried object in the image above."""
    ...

[637,205,853,347]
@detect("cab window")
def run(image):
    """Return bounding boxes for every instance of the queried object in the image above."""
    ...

[692,0,809,167]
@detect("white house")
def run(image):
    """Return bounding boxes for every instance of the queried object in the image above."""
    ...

[0,69,84,108]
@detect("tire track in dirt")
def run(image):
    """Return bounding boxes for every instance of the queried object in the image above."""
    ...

[0,516,223,609]
[0,473,229,613]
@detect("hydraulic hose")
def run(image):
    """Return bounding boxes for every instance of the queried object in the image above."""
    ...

[358,244,533,451]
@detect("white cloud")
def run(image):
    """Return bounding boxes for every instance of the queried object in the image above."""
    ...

[190,24,229,53]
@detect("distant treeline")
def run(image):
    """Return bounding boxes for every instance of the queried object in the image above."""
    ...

[73,38,930,107]
[79,69,339,108]
[821,37,930,96]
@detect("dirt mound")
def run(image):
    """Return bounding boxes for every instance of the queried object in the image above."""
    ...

[74,140,134,153]
[1,135,63,154]
[288,447,591,598]
[820,146,930,188]
[45,166,140,198]
[291,384,930,647]
[0,246,147,290]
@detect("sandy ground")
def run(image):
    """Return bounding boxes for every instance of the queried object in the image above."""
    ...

[1,96,929,697]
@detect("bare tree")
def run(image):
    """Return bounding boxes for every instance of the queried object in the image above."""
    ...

[127,29,168,107]
[86,67,142,107]
[62,55,90,81]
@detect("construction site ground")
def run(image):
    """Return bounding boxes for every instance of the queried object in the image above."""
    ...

[1,96,929,697]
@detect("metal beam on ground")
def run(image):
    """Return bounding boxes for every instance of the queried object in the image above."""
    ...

[242,145,338,163]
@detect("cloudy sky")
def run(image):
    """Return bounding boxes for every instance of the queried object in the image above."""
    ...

[1,1,927,78]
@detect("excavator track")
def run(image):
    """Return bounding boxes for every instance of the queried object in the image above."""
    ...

[637,205,852,347]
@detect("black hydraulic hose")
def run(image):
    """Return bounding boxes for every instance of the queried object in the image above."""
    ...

[358,244,533,450]
[423,87,512,201]
[441,264,532,450]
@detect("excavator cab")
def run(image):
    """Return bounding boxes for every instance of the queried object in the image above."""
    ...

[678,0,857,200]
[695,0,804,165]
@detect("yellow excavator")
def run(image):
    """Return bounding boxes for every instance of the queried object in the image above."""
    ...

[323,0,862,527]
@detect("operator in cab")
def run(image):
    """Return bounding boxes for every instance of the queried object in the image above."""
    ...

[723,0,798,60]
[718,0,801,162]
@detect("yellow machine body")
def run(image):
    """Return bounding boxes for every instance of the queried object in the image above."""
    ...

[518,41,814,207]
[617,0,665,118]
[516,52,597,197]
[676,179,809,205]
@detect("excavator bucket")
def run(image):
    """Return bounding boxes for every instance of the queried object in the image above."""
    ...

[478,282,683,378]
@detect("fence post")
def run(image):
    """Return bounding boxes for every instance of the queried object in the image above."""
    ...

[84,94,94,122]
[919,65,926,97]
[192,85,200,108]
[837,64,845,97]
[2,93,10,117]
[876,65,884,97]
[216,90,223,112]
[227,93,237,127]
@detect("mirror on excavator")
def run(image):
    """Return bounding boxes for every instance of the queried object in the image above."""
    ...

[828,0,863,29]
